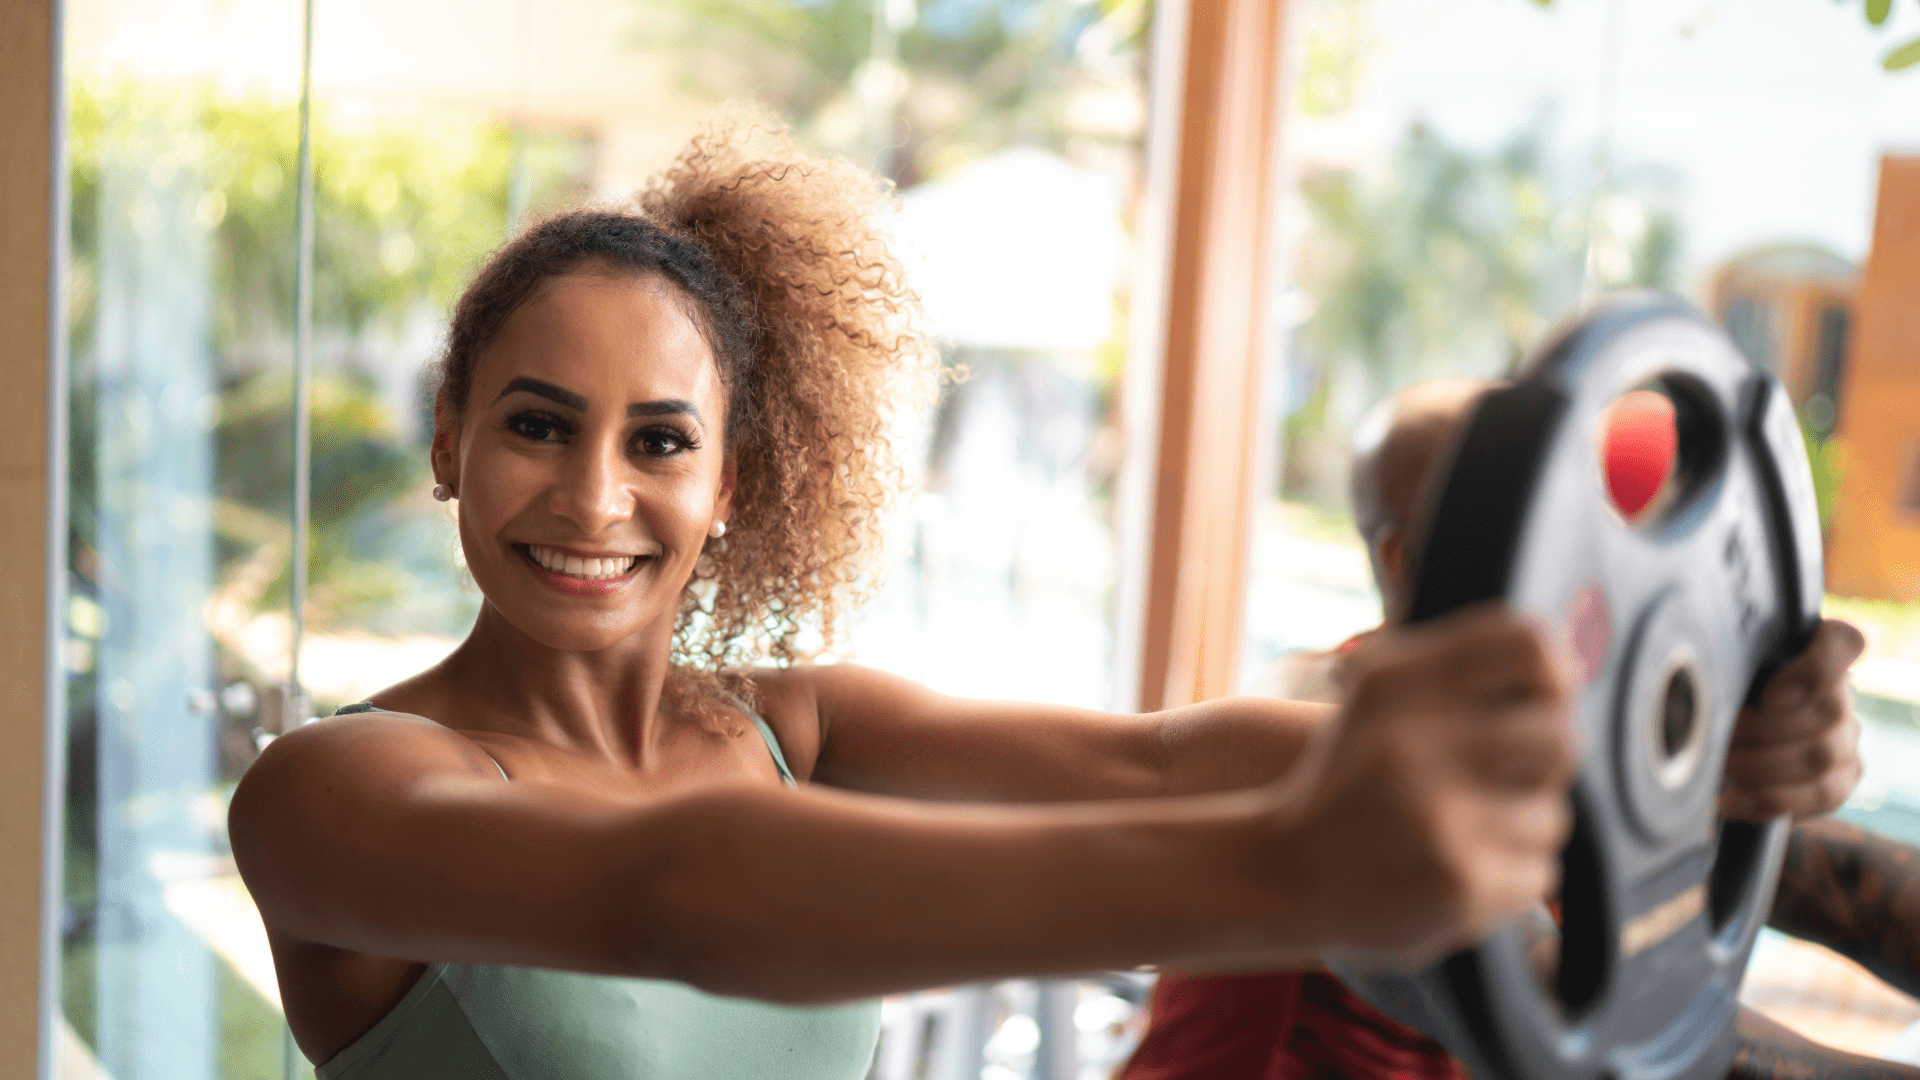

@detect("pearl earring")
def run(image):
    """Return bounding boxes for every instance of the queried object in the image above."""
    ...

[432,483,452,502]
[708,520,727,539]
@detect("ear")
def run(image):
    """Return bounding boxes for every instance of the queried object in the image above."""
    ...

[430,414,461,497]
[714,454,737,525]
[1374,524,1410,621]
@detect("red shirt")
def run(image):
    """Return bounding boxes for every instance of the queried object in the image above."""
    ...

[1120,627,1467,1079]
[1120,970,1469,1080]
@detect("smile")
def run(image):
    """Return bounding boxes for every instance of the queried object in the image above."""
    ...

[519,543,643,581]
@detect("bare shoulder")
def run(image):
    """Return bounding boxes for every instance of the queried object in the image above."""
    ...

[228,711,502,860]
[742,664,940,781]
[753,663,944,719]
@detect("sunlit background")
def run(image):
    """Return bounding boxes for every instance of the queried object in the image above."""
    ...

[53,0,1920,1076]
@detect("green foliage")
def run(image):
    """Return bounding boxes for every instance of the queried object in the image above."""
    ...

[1297,0,1370,117]
[635,0,1143,182]
[67,79,584,636]
[1802,412,1845,535]
[1293,121,1676,395]
[1530,0,1917,71]
[1280,121,1679,503]
[67,81,571,355]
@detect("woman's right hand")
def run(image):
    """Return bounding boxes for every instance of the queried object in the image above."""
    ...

[1263,604,1579,967]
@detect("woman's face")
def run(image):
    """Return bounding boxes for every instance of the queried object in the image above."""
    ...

[434,271,734,653]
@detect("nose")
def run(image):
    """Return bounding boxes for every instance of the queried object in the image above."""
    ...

[547,432,635,535]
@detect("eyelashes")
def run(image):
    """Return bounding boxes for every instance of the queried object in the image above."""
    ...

[635,426,700,456]
[501,410,700,458]
[504,410,569,443]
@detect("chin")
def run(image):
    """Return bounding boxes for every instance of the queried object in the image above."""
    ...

[498,603,664,654]
[470,569,685,656]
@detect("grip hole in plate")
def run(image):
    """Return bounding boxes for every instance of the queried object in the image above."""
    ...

[1527,795,1611,1020]
[1600,376,1729,531]
[1708,819,1767,933]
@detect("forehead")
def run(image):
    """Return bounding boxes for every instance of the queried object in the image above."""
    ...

[473,272,723,408]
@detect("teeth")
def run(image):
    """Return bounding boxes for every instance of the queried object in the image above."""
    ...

[526,545,638,581]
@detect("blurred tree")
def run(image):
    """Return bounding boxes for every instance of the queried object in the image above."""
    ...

[1530,0,1920,70]
[633,0,1149,184]
[1280,120,1681,504]
[67,81,587,643]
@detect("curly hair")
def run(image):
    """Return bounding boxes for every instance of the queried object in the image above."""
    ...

[434,116,937,709]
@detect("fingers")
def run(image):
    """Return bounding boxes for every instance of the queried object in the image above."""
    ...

[1754,619,1866,714]
[1721,726,1863,822]
[1454,707,1579,792]
[1436,797,1568,947]
[1288,604,1580,962]
[1347,604,1574,734]
[1390,605,1571,694]
[1726,619,1866,821]
[1724,709,1857,788]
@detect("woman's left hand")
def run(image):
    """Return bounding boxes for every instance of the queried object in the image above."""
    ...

[1720,618,1867,822]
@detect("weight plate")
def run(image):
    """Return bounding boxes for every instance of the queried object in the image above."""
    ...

[1334,293,1822,1080]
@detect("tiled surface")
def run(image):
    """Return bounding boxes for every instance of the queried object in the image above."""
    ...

[1741,929,1920,1060]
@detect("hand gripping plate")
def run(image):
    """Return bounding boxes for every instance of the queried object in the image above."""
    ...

[1334,293,1824,1080]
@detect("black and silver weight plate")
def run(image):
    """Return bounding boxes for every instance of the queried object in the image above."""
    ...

[1336,292,1824,1080]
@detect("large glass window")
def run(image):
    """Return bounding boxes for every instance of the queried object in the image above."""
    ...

[62,4,310,1077]
[58,1,1152,1076]
[1244,0,1920,1060]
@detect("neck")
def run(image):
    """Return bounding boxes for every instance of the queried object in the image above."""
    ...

[427,601,684,767]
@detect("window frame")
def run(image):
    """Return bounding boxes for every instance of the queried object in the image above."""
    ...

[2,1,65,1077]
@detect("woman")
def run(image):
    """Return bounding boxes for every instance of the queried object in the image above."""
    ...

[229,123,1856,1080]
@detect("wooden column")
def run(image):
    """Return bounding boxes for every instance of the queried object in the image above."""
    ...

[0,1,60,1077]
[1135,0,1288,711]
[1828,155,1920,601]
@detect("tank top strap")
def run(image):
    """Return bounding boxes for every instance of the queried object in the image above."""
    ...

[333,700,785,786]
[739,706,797,787]
[334,701,509,781]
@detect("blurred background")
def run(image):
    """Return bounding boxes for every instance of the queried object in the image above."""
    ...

[46,0,1920,1076]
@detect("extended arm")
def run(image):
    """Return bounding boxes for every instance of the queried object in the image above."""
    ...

[770,662,1329,803]
[232,607,1575,1005]
[229,712,1291,1003]
[1767,818,1920,998]
[1729,1005,1920,1080]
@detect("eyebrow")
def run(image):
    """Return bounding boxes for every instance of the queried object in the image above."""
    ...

[493,377,703,426]
[628,399,700,423]
[494,377,587,411]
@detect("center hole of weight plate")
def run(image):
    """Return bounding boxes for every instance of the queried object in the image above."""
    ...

[1648,650,1710,791]
[1661,667,1698,762]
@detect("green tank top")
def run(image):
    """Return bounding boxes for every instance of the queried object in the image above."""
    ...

[315,703,881,1080]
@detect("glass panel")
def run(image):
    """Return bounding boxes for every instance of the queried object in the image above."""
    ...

[62,1,312,1077]
[1247,0,1920,1060]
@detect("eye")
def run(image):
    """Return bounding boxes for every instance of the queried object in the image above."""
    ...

[506,412,568,443]
[633,426,696,458]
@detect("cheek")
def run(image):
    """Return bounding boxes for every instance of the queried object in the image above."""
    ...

[642,472,723,548]
[453,442,546,547]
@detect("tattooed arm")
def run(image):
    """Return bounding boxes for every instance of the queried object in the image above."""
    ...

[1730,1006,1920,1080]
[1767,819,1920,998]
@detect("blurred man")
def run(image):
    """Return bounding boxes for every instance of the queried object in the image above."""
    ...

[1122,378,1916,1080]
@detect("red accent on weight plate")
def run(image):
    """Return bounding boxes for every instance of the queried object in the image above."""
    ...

[1568,583,1610,685]
[1602,389,1678,520]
